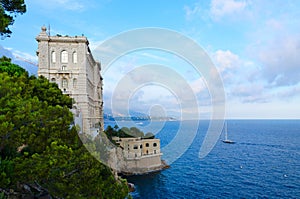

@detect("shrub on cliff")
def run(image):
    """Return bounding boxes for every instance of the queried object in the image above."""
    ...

[105,125,155,140]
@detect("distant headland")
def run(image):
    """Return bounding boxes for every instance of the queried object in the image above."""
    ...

[104,112,177,121]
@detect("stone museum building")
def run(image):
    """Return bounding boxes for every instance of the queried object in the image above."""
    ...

[36,26,104,134]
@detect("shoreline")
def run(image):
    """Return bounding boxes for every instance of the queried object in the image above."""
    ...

[119,160,170,176]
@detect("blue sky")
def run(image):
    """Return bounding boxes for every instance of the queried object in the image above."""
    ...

[1,0,300,119]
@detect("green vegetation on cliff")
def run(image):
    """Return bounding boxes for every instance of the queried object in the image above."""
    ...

[0,58,129,198]
[105,125,155,140]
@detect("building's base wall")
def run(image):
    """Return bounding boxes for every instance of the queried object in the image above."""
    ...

[108,147,167,175]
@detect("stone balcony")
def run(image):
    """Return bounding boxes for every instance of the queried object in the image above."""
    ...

[58,70,72,74]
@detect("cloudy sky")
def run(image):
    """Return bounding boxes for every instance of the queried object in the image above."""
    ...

[1,0,300,119]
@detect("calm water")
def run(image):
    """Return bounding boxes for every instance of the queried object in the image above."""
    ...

[105,120,300,199]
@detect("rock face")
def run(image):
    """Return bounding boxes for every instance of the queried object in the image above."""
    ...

[0,182,52,199]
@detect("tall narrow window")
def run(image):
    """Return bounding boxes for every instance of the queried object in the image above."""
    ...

[62,78,68,88]
[73,78,77,88]
[73,51,77,63]
[51,51,56,63]
[61,50,68,63]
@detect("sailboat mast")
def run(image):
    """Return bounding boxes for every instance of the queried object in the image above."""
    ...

[222,121,235,144]
[225,122,228,140]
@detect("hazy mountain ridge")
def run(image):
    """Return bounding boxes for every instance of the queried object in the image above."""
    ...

[0,45,38,75]
[104,108,177,121]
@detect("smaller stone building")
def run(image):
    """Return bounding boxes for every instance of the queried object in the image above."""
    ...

[111,137,164,174]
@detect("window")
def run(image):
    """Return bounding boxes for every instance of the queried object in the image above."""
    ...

[51,78,56,82]
[73,78,77,88]
[73,51,77,63]
[145,143,149,147]
[153,143,157,147]
[61,65,67,71]
[61,50,68,63]
[133,145,138,150]
[140,145,143,149]
[51,51,56,63]
[62,78,68,88]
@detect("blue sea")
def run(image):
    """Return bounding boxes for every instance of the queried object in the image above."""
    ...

[105,120,300,199]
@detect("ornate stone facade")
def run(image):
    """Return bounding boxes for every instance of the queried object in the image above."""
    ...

[36,26,103,134]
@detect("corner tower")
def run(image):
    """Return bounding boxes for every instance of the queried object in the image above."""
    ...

[36,26,104,134]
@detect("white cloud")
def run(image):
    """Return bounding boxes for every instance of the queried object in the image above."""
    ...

[265,19,283,31]
[183,0,250,22]
[11,49,38,63]
[32,0,88,11]
[89,40,105,51]
[248,16,300,87]
[140,52,170,62]
[210,49,269,103]
[214,50,240,72]
[190,77,206,94]
[3,47,37,64]
[210,45,300,104]
[231,83,267,103]
[212,49,242,85]
[210,0,248,20]
[258,35,300,86]
[276,84,300,99]
[183,4,201,21]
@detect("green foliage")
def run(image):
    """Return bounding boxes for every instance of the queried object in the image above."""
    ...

[0,57,27,76]
[0,158,13,187]
[105,125,155,140]
[0,0,26,38]
[29,76,73,108]
[0,67,129,198]
[0,56,11,62]
[13,142,128,198]
[129,127,144,137]
[144,132,155,139]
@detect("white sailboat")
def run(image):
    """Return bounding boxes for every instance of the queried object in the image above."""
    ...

[222,122,235,144]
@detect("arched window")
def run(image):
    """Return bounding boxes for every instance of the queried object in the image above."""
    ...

[62,78,68,88]
[73,51,77,63]
[61,50,68,63]
[145,143,149,147]
[51,51,56,63]
[153,143,157,147]
[51,78,56,82]
[73,78,77,88]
